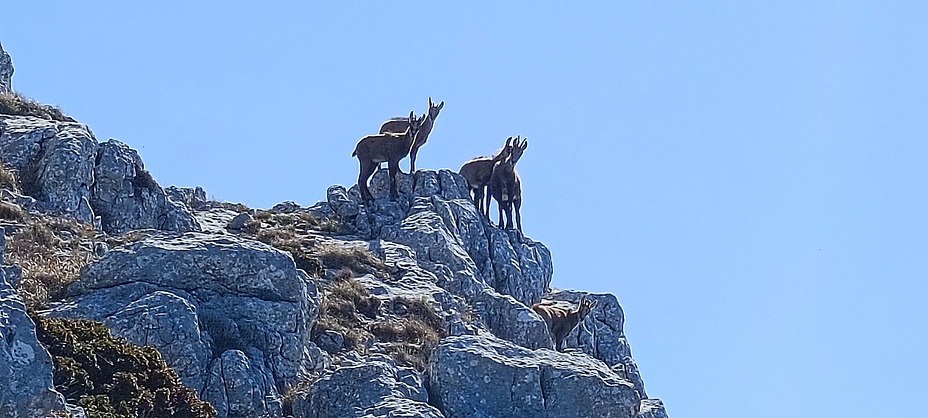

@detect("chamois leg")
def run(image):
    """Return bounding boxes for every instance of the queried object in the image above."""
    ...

[503,200,514,229]
[409,144,420,173]
[485,190,493,219]
[474,187,485,215]
[388,159,401,200]
[514,198,522,233]
[358,160,377,203]
[497,200,506,229]
[555,337,564,352]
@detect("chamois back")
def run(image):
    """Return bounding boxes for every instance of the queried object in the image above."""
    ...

[353,111,421,202]
[379,97,444,173]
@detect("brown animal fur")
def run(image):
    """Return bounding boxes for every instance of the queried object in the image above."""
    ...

[532,295,597,351]
[353,111,421,202]
[488,136,528,231]
[379,97,444,173]
[459,137,513,218]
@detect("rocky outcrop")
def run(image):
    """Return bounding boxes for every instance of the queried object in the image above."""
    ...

[292,354,442,418]
[1,39,665,416]
[0,116,96,222]
[91,139,200,233]
[0,42,12,93]
[315,170,554,350]
[0,231,69,417]
[542,289,650,399]
[428,334,640,418]
[0,116,200,234]
[50,233,324,417]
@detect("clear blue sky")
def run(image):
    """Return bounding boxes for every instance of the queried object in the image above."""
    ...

[3,2,927,417]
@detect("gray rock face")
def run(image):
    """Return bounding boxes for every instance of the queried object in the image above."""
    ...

[0,116,200,234]
[293,354,443,418]
[637,399,669,418]
[91,139,200,234]
[0,42,12,93]
[543,289,648,399]
[428,334,640,418]
[317,169,554,350]
[0,116,96,222]
[0,231,69,417]
[50,233,322,418]
[226,212,253,230]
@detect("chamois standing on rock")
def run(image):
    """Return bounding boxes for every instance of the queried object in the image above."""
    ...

[532,295,597,352]
[379,97,444,173]
[459,136,514,218]
[353,111,421,202]
[488,136,528,232]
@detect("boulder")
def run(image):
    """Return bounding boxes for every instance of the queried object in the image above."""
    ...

[50,232,322,417]
[0,116,96,222]
[91,139,200,234]
[544,290,648,398]
[428,334,640,418]
[293,354,443,418]
[637,399,669,418]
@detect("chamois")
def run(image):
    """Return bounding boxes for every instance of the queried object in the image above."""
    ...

[532,295,597,352]
[379,97,444,173]
[352,111,421,203]
[459,137,513,218]
[488,136,528,232]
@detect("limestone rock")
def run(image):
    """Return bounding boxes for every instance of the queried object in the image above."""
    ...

[0,116,96,222]
[0,117,200,234]
[637,399,669,418]
[0,231,69,417]
[91,139,200,234]
[293,355,443,418]
[203,349,282,418]
[50,232,321,417]
[428,334,640,418]
[544,289,649,398]
[165,185,209,210]
[0,42,12,93]
[226,212,253,230]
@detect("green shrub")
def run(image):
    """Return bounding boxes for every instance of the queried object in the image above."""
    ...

[32,313,216,418]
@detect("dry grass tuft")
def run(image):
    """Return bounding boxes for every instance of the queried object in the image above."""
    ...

[6,214,100,308]
[0,162,20,193]
[0,200,26,222]
[0,91,74,122]
[313,243,388,278]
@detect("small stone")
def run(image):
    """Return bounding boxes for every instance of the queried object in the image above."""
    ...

[226,212,254,230]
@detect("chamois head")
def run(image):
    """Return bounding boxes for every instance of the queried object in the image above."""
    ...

[487,135,529,231]
[575,294,596,322]
[427,97,444,120]
[508,136,528,165]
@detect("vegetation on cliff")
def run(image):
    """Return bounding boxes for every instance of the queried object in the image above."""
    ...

[32,313,216,418]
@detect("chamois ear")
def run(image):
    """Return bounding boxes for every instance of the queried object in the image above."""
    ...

[429,97,433,107]
[521,139,529,151]
[437,100,444,111]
